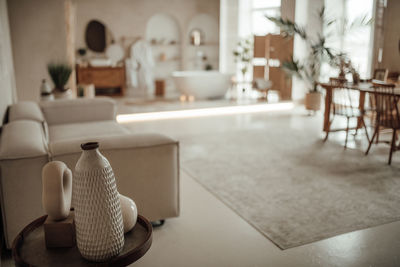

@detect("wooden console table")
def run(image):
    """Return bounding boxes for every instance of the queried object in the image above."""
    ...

[76,65,126,96]
[12,215,152,267]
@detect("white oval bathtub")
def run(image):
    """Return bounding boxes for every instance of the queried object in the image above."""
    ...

[172,71,232,99]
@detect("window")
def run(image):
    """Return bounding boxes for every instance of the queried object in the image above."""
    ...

[323,0,374,80]
[251,0,281,36]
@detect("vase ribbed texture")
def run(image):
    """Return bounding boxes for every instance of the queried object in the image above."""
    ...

[73,147,124,262]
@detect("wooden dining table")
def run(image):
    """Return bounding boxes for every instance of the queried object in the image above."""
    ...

[318,81,400,133]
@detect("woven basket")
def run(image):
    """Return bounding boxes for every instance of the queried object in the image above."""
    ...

[73,142,124,262]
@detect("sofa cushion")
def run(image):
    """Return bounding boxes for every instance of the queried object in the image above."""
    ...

[8,101,45,122]
[48,120,130,142]
[40,98,116,125]
[0,120,48,159]
[49,133,178,157]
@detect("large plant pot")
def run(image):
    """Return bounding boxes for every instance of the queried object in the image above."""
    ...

[305,92,321,111]
[54,89,72,99]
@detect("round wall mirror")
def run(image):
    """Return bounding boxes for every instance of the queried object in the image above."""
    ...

[85,20,113,53]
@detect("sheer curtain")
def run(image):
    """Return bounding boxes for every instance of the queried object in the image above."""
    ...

[321,0,374,81]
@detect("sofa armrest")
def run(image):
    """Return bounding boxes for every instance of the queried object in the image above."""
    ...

[39,97,116,125]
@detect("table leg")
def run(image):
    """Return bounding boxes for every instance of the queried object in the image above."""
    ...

[357,91,366,129]
[323,87,332,132]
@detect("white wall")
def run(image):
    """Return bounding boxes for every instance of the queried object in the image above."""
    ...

[219,0,239,74]
[8,0,220,100]
[7,0,68,101]
[292,0,324,101]
[0,0,16,123]
[74,0,219,68]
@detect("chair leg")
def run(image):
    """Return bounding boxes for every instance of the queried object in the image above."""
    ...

[361,117,370,143]
[388,129,396,165]
[344,117,350,149]
[324,118,333,142]
[376,126,380,144]
[366,126,378,155]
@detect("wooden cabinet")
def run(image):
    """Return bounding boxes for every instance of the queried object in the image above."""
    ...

[253,34,293,100]
[76,65,126,96]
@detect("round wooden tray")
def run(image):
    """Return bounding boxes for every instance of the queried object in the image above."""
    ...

[12,215,152,267]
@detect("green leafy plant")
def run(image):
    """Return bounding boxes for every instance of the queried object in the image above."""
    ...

[267,6,371,92]
[47,63,72,92]
[233,38,253,81]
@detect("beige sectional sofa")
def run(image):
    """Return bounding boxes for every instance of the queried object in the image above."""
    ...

[0,98,180,248]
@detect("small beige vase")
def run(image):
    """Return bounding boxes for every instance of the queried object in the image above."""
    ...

[73,142,124,262]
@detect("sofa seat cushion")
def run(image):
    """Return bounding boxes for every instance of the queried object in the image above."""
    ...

[48,120,130,143]
[0,120,47,159]
[8,101,45,122]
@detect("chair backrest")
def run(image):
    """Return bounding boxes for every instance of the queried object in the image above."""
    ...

[331,85,360,117]
[372,83,400,129]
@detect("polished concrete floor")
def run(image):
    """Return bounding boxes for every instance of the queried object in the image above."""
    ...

[3,100,400,266]
[119,101,400,267]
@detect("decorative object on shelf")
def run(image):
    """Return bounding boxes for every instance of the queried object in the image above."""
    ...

[77,48,87,57]
[119,194,138,233]
[205,64,213,71]
[73,142,124,262]
[159,52,167,62]
[47,63,72,99]
[106,42,125,65]
[189,28,204,46]
[155,79,165,97]
[40,79,54,101]
[42,161,72,221]
[42,161,74,248]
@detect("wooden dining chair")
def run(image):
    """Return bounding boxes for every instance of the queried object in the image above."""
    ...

[368,81,396,144]
[324,79,370,149]
[365,87,400,165]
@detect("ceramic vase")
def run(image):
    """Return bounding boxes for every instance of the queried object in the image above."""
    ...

[73,142,124,262]
[42,161,72,221]
[119,194,138,233]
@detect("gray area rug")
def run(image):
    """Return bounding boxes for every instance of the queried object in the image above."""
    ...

[180,128,400,249]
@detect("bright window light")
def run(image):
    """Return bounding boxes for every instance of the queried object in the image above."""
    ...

[117,102,294,123]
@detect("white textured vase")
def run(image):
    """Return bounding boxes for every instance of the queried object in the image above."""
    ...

[73,142,124,262]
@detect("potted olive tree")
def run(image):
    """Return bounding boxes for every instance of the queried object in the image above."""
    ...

[47,63,73,99]
[267,7,371,111]
[267,8,333,111]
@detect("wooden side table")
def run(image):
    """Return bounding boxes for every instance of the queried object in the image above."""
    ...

[12,215,152,267]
